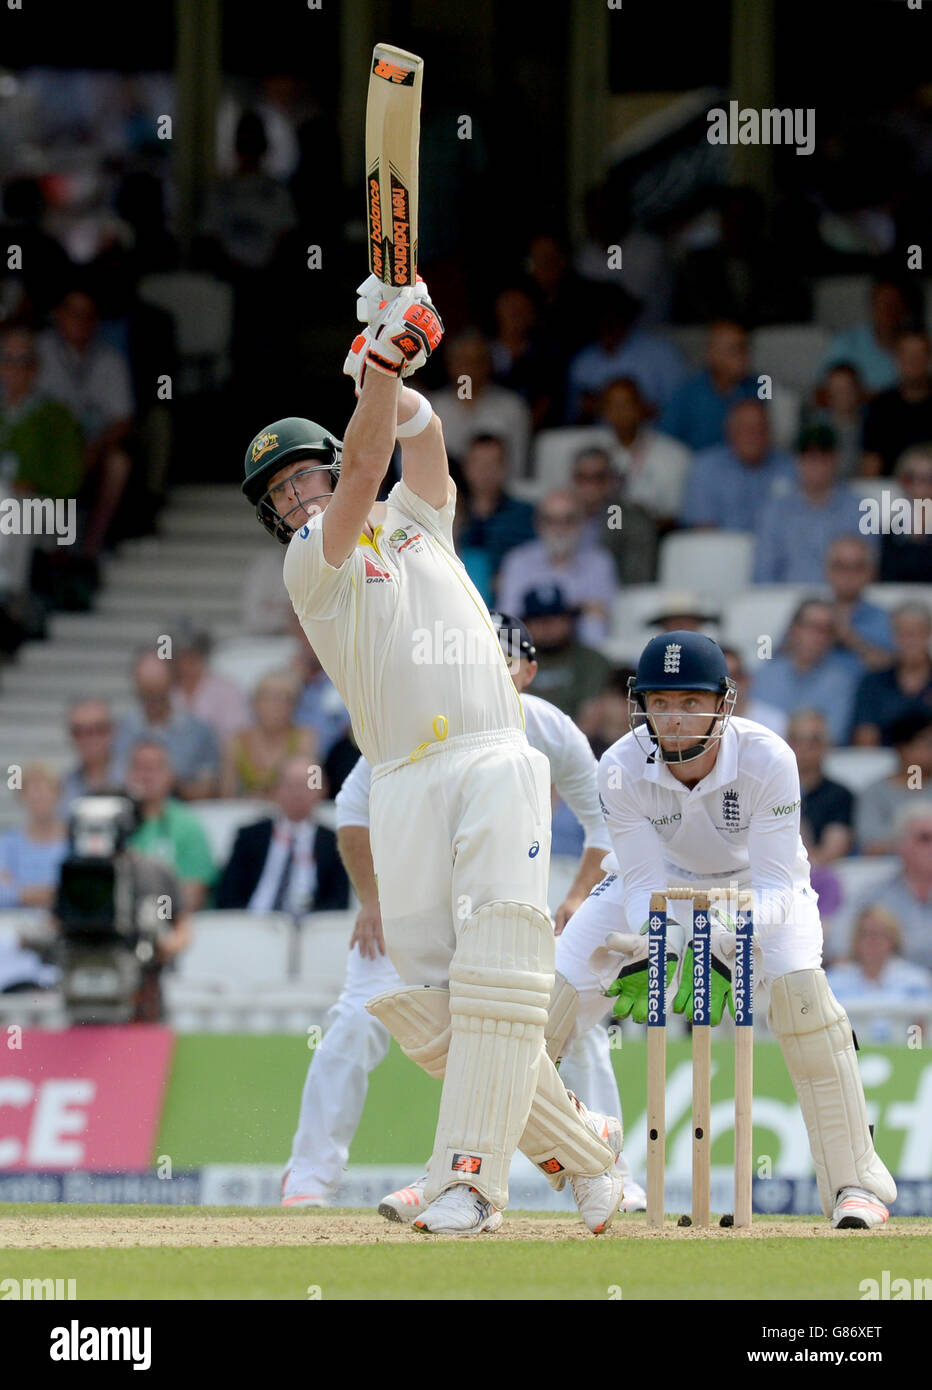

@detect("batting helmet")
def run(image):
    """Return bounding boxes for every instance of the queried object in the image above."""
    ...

[243,417,343,545]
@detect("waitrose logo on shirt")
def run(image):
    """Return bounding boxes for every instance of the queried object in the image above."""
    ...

[770,800,801,817]
[650,813,682,827]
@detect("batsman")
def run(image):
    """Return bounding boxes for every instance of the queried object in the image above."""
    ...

[240,283,620,1235]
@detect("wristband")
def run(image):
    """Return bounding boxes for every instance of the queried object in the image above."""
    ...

[395,391,434,438]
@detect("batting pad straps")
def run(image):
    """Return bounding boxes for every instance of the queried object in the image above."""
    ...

[395,391,433,438]
[520,1060,614,1188]
[769,969,897,1216]
[425,900,554,1210]
[365,985,450,1079]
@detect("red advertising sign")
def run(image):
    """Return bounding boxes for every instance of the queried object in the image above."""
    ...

[0,1027,174,1171]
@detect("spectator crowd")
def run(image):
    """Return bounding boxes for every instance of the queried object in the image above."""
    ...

[0,75,930,1034]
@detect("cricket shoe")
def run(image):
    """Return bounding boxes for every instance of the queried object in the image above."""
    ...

[570,1166,625,1235]
[548,1092,622,1192]
[413,1184,503,1235]
[561,1093,626,1234]
[280,1170,328,1208]
[619,1175,648,1213]
[831,1187,890,1229]
[378,1176,428,1225]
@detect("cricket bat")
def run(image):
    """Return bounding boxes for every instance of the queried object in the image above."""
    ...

[365,43,423,295]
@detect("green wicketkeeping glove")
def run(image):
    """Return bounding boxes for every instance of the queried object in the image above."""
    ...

[606,954,679,1024]
[673,914,739,1024]
[588,917,685,1025]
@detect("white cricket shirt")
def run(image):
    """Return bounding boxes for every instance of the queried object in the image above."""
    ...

[283,476,523,767]
[597,716,812,932]
[335,691,611,854]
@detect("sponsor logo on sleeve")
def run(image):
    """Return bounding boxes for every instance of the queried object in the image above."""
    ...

[770,799,801,817]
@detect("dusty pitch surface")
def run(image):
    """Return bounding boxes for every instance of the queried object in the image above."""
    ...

[4,1210,929,1248]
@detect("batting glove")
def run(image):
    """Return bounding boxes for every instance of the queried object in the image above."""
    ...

[365,285,444,378]
[356,273,432,326]
[673,915,738,1025]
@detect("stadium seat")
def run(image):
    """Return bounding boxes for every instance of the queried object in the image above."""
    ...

[752,325,829,394]
[822,856,900,962]
[658,531,756,603]
[721,585,814,664]
[829,856,899,907]
[190,799,277,865]
[210,636,297,694]
[864,583,932,618]
[532,426,616,490]
[812,276,871,333]
[846,477,894,505]
[177,911,294,991]
[296,910,356,1005]
[138,272,234,393]
[822,748,900,795]
[604,584,719,664]
[768,381,801,451]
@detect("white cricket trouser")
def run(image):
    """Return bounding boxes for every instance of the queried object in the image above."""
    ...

[555,870,824,1042]
[286,944,402,1198]
[368,728,552,986]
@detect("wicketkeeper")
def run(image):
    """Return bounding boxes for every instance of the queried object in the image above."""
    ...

[555,629,897,1229]
[241,280,621,1234]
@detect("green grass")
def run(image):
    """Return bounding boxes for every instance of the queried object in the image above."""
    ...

[1,1208,929,1300]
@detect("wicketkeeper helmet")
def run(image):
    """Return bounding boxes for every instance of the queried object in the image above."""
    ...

[628,631,737,763]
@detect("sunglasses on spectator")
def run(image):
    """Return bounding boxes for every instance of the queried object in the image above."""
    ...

[541,513,582,526]
[70,722,112,737]
[574,470,612,483]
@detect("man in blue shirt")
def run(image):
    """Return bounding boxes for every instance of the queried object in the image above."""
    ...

[818,278,911,395]
[751,598,862,746]
[679,398,794,531]
[754,425,874,584]
[566,286,686,422]
[823,533,894,675]
[661,319,760,451]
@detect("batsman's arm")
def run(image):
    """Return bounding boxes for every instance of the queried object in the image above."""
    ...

[321,370,399,568]
[396,384,450,509]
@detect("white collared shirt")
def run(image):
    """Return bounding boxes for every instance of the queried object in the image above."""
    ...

[283,477,523,767]
[597,717,812,931]
[248,817,317,916]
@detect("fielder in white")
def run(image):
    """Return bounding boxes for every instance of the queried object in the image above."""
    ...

[241,278,622,1234]
[281,613,647,1217]
[555,628,897,1228]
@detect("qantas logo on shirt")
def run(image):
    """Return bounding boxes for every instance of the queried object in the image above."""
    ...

[364,556,393,583]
